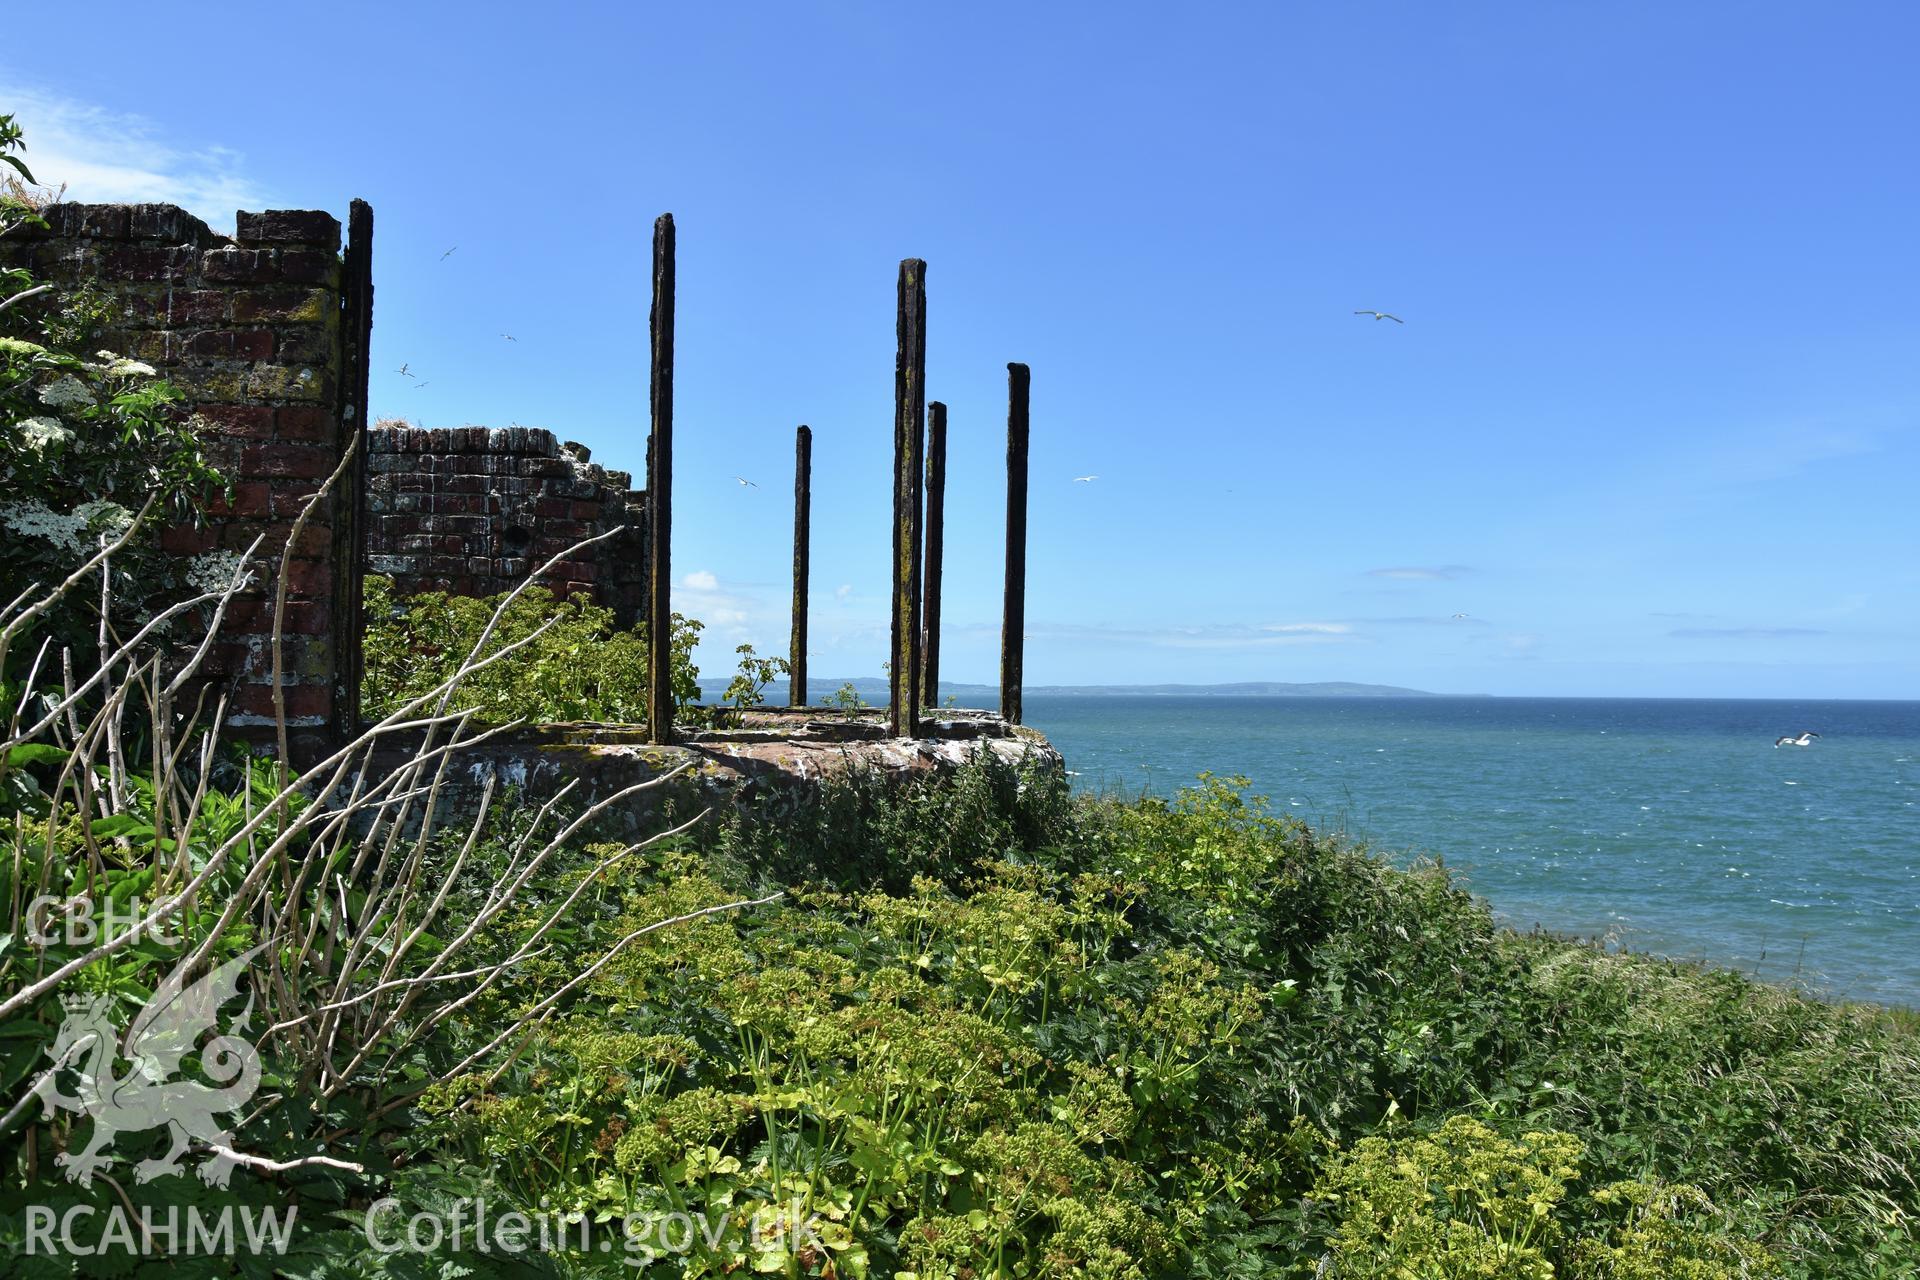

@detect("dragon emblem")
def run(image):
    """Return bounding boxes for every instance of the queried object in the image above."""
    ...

[33,945,266,1188]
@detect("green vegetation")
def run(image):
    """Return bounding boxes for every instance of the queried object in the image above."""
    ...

[2,113,225,672]
[362,573,705,723]
[8,640,1919,1276]
[2,109,1911,1279]
[721,643,791,714]
[18,734,1909,1275]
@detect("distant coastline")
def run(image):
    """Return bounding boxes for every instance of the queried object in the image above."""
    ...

[781,678,1442,700]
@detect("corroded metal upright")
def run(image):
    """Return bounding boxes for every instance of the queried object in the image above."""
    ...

[890,259,927,737]
[646,214,676,744]
[335,199,374,739]
[922,401,948,711]
[789,424,812,707]
[1001,363,1030,725]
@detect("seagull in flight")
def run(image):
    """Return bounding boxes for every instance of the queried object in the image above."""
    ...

[396,362,413,377]
[440,246,457,261]
[1074,475,1099,483]
[500,333,517,342]
[1774,731,1821,748]
[415,381,430,389]
[1354,310,1404,323]
[1451,612,1470,619]
[735,476,758,488]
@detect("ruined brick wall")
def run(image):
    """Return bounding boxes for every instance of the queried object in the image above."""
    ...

[366,427,647,627]
[1,202,651,750]
[0,203,351,750]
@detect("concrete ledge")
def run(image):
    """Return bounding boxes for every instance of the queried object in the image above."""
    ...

[354,711,1061,835]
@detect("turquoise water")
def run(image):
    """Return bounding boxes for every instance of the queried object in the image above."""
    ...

[1023,696,1920,1006]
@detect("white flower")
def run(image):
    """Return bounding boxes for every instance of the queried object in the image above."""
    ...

[73,500,133,537]
[15,415,72,452]
[89,350,156,379]
[37,375,95,409]
[0,499,135,554]
[0,499,90,552]
[186,549,249,594]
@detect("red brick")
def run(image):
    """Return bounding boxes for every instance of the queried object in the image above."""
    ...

[242,443,338,479]
[165,291,231,325]
[175,329,235,359]
[233,329,275,360]
[285,559,334,596]
[230,288,330,323]
[229,683,331,720]
[72,206,130,239]
[202,248,279,283]
[159,524,219,555]
[196,405,275,439]
[277,249,338,284]
[273,326,332,362]
[270,484,323,518]
[104,244,195,282]
[275,405,333,441]
[126,204,214,243]
[275,601,332,634]
[239,518,332,558]
[206,481,272,517]
[235,210,341,247]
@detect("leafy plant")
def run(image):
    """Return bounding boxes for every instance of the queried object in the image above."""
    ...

[1,116,226,681]
[721,643,790,713]
[1314,1115,1772,1278]
[361,573,703,724]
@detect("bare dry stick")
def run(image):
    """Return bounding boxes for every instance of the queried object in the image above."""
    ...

[199,1142,365,1176]
[0,282,53,313]
[271,436,357,785]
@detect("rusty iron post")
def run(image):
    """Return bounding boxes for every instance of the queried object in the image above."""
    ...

[1001,363,1029,725]
[890,259,927,737]
[646,214,676,744]
[335,198,374,739]
[790,424,812,707]
[922,401,947,711]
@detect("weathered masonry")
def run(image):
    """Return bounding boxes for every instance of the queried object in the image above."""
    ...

[1,202,652,755]
[3,198,1041,767]
[366,426,647,627]
[2,203,359,754]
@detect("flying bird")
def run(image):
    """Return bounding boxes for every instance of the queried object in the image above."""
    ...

[415,381,430,389]
[1354,310,1404,323]
[1074,475,1099,483]
[440,246,457,261]
[500,333,517,342]
[735,476,758,488]
[396,362,413,377]
[1774,732,1821,748]
[1451,613,1470,619]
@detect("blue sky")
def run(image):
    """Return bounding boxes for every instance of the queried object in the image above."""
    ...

[6,3,1918,697]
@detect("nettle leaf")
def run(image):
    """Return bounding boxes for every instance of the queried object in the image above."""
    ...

[7,742,69,768]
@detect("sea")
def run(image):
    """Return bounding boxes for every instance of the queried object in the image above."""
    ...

[1022,695,1920,1007]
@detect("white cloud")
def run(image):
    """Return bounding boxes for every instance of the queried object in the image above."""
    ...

[2,84,269,225]
[1367,565,1473,581]
[1669,626,1826,639]
[1009,621,1369,650]
[683,569,719,591]
[834,584,853,602]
